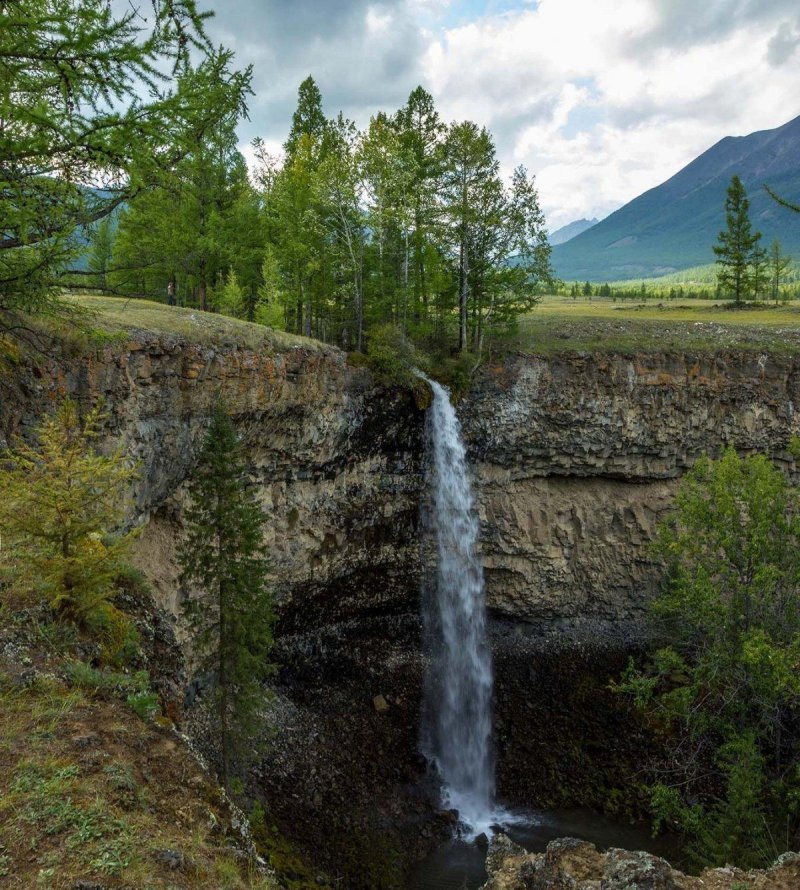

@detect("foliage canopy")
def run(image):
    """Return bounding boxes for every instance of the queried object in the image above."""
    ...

[619,448,800,868]
[0,0,251,325]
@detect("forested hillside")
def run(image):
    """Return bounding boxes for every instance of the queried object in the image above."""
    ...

[106,80,553,355]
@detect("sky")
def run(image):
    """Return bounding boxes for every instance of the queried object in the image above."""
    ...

[205,0,800,231]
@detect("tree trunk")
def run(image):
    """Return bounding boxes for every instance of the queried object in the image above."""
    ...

[459,239,469,351]
[302,281,312,338]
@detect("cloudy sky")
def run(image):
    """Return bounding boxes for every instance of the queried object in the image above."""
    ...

[206,0,800,231]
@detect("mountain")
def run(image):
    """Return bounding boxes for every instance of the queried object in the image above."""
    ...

[552,115,800,282]
[548,217,599,245]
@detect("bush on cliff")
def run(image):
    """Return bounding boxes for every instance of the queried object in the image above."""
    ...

[0,400,139,655]
[618,448,800,868]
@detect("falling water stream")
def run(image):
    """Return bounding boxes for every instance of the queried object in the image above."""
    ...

[410,375,681,889]
[418,374,496,837]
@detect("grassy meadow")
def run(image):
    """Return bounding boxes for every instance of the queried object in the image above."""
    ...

[515,294,800,353]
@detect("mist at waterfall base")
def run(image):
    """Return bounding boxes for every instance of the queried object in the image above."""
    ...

[417,374,505,838]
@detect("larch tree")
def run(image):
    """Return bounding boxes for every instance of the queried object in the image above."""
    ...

[0,401,136,635]
[112,53,253,309]
[440,122,499,351]
[87,216,115,292]
[750,243,768,300]
[395,87,445,329]
[713,175,762,304]
[179,408,274,792]
[0,0,250,329]
[768,238,792,304]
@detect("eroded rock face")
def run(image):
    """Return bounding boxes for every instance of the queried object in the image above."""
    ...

[1,332,426,635]
[5,341,798,638]
[5,337,800,885]
[480,834,800,890]
[462,352,800,632]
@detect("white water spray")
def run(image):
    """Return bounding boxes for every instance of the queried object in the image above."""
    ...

[418,374,495,837]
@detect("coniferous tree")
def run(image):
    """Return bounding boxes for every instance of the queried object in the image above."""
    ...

[0,401,136,630]
[87,216,115,292]
[713,175,762,304]
[180,408,274,791]
[750,243,768,300]
[769,239,792,304]
[395,87,445,329]
[0,0,250,326]
[619,449,800,868]
[113,57,254,309]
[284,76,328,160]
[259,79,552,353]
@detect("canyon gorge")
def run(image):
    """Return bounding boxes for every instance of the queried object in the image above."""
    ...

[3,331,799,887]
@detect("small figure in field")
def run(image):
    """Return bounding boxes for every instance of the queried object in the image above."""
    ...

[167,280,176,306]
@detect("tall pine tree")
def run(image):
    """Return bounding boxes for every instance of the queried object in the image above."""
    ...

[713,175,762,304]
[180,408,274,791]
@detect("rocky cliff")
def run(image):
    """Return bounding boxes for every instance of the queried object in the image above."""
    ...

[0,330,432,886]
[4,333,800,885]
[1,331,425,636]
[4,338,798,641]
[463,351,800,636]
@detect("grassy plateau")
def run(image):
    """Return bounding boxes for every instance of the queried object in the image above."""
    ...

[515,295,800,354]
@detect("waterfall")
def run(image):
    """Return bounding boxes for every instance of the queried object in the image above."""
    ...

[419,374,495,837]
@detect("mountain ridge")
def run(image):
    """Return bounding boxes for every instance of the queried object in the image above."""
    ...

[552,114,800,281]
[549,217,599,245]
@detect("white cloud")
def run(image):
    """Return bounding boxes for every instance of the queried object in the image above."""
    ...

[416,0,800,228]
[208,0,800,230]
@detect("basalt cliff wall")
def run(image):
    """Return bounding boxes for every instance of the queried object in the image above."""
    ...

[3,334,799,883]
[1,332,425,640]
[464,351,800,638]
[2,339,799,643]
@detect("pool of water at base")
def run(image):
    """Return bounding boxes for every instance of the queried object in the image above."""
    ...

[406,807,680,890]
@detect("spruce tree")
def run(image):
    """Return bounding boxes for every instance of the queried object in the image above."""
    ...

[180,408,274,791]
[713,175,762,304]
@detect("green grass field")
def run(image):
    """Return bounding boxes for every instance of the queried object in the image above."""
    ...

[60,294,318,353]
[47,293,800,358]
[516,295,800,353]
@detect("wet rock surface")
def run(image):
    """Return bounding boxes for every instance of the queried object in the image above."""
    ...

[480,834,800,889]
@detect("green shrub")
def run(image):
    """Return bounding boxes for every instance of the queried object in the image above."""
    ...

[618,449,800,868]
[85,602,140,667]
[126,690,160,721]
[358,324,421,388]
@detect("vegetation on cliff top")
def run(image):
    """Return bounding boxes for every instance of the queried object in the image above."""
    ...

[0,0,251,326]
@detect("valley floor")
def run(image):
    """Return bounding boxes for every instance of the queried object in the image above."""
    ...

[517,295,800,353]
